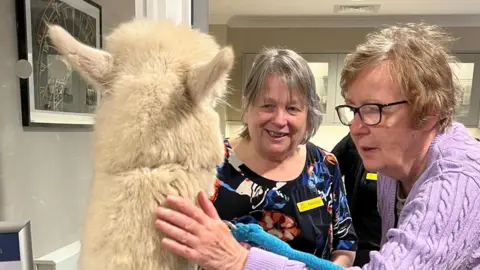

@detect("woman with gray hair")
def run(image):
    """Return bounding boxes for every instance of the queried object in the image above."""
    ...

[154,23,479,268]
[186,47,356,267]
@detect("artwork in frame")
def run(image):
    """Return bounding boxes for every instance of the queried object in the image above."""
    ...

[0,221,34,270]
[15,0,102,127]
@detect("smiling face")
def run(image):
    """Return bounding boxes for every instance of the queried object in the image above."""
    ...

[347,62,431,178]
[244,74,308,160]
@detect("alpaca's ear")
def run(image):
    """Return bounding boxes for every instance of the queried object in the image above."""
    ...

[187,46,234,103]
[47,24,113,89]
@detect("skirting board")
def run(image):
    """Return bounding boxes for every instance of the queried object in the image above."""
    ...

[34,241,80,270]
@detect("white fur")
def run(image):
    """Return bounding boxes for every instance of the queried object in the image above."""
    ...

[48,19,234,270]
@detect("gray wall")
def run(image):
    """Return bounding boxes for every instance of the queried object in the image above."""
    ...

[0,0,135,258]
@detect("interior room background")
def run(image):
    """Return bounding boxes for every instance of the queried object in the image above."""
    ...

[1,0,479,262]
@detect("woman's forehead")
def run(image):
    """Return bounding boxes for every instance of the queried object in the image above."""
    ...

[345,64,403,105]
[256,86,306,104]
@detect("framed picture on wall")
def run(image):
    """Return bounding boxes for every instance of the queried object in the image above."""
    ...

[15,0,102,127]
[0,221,34,270]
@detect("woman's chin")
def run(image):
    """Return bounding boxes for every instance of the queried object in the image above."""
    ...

[362,160,382,173]
[262,144,290,156]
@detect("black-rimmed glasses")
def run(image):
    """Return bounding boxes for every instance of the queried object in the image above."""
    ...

[335,100,408,126]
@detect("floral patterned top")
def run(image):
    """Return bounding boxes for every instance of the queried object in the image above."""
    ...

[210,139,358,260]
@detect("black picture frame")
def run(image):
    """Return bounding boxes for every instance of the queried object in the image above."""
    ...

[0,221,34,270]
[15,0,102,127]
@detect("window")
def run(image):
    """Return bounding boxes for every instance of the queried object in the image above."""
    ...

[451,54,480,127]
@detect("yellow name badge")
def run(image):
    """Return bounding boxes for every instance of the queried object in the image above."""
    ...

[366,172,378,181]
[297,197,324,213]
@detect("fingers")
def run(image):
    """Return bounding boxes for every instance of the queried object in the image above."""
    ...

[161,238,200,264]
[156,207,201,236]
[198,191,220,220]
[155,219,199,248]
[165,195,209,225]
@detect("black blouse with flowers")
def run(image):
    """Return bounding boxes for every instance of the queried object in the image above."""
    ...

[209,139,357,260]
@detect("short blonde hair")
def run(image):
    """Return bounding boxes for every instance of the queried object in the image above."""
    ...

[239,48,322,143]
[340,23,461,131]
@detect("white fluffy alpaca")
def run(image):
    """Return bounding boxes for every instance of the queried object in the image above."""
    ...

[47,19,234,270]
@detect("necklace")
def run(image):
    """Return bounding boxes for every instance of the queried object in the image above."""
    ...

[396,181,407,217]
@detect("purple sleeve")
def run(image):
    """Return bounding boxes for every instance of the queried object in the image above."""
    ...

[244,248,310,270]
[245,248,364,270]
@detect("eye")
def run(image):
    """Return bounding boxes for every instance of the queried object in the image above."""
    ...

[262,104,275,109]
[287,106,300,112]
[360,105,380,115]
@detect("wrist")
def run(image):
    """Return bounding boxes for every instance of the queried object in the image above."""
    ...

[227,248,249,270]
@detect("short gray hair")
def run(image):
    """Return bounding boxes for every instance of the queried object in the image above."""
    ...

[239,48,322,144]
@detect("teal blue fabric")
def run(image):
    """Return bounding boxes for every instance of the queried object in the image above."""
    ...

[232,223,344,270]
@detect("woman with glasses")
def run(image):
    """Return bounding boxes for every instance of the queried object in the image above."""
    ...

[154,23,480,270]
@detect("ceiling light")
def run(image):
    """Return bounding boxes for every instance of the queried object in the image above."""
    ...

[334,4,381,14]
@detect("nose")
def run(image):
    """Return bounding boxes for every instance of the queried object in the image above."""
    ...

[271,108,288,126]
[349,112,368,136]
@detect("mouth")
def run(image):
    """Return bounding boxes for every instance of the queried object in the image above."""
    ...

[266,129,288,139]
[360,146,378,153]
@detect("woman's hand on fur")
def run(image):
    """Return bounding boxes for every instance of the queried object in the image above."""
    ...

[155,191,249,270]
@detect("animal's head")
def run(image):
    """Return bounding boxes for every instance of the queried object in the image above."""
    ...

[48,19,234,172]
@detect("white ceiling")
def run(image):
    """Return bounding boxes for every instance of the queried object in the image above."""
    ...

[209,0,480,24]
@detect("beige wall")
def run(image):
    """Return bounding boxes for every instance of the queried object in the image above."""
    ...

[209,24,228,45]
[211,25,480,148]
